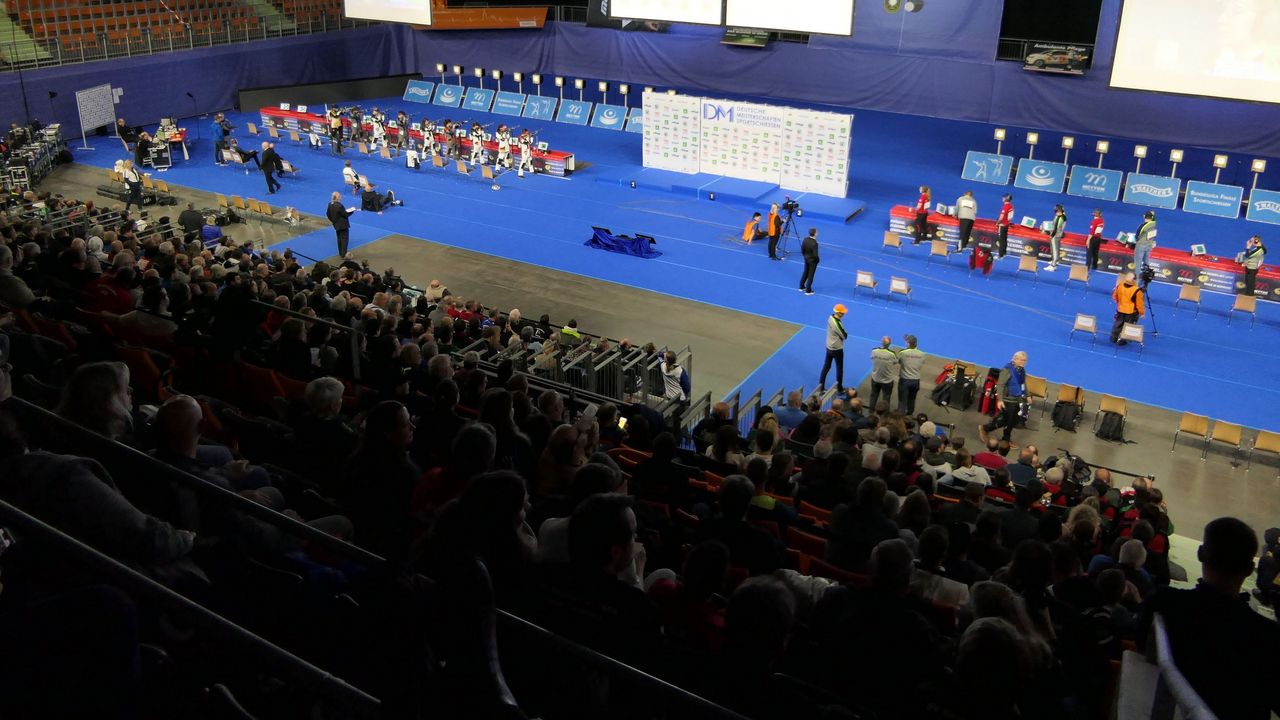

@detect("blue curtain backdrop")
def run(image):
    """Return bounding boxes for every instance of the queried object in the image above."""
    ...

[3,0,1280,156]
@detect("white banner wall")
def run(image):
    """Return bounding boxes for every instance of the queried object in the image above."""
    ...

[780,109,852,197]
[698,99,782,184]
[641,93,701,174]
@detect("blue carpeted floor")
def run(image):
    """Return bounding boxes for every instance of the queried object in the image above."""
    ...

[81,97,1278,429]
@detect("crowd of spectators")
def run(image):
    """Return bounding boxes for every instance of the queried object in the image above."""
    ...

[0,186,1276,720]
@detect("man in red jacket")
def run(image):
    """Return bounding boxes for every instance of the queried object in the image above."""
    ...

[913,185,931,244]
[1087,209,1106,270]
[995,193,1014,259]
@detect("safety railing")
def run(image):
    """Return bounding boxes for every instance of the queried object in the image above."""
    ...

[735,388,761,438]
[1146,614,1216,720]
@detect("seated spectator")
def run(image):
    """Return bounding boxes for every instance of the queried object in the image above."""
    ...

[630,432,690,510]
[896,488,932,539]
[1255,527,1280,607]
[336,400,420,560]
[939,482,985,527]
[595,402,625,449]
[827,477,899,572]
[947,618,1034,718]
[764,452,797,497]
[973,437,1010,471]
[479,388,535,478]
[910,524,970,608]
[1007,445,1039,486]
[115,284,178,342]
[533,423,593,497]
[55,361,135,442]
[773,390,807,432]
[291,376,358,489]
[971,510,1012,574]
[744,428,775,467]
[691,402,734,453]
[789,413,823,447]
[920,435,951,479]
[647,539,730,651]
[746,459,798,528]
[705,424,746,470]
[271,317,313,379]
[0,244,35,308]
[949,448,991,486]
[536,463,630,575]
[200,217,222,247]
[711,576,797,714]
[1000,479,1045,549]
[695,475,785,576]
[1143,517,1280,720]
[1085,568,1139,659]
[986,467,1017,503]
[413,423,497,518]
[941,522,990,586]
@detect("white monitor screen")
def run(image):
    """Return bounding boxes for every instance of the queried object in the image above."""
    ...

[343,0,432,25]
[1111,0,1280,104]
[725,0,854,36]
[609,0,722,26]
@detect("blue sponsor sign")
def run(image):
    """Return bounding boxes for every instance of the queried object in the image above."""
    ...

[432,84,463,108]
[403,79,435,104]
[1066,165,1124,202]
[1246,188,1280,225]
[1123,173,1182,210]
[1183,181,1244,219]
[522,96,556,121]
[590,104,628,130]
[556,99,592,126]
[960,151,1013,185]
[625,108,643,133]
[492,91,526,116]
[463,87,495,112]
[1013,159,1068,193]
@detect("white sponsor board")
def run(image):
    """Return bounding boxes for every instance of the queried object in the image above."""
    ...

[641,92,701,174]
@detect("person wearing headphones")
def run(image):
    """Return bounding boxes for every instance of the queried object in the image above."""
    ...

[818,303,848,394]
[1134,210,1157,272]
[1239,235,1267,296]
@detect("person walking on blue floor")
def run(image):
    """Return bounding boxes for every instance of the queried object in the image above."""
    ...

[868,337,898,411]
[897,334,926,415]
[1133,210,1157,273]
[799,227,820,295]
[818,303,848,394]
[979,351,1028,445]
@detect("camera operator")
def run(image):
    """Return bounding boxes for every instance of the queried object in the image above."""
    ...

[1110,271,1145,345]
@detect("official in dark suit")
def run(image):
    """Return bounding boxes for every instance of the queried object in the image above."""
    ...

[799,228,820,295]
[260,141,283,194]
[133,132,152,168]
[327,191,355,257]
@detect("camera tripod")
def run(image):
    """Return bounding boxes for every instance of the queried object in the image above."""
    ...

[1139,266,1159,337]
[776,210,801,259]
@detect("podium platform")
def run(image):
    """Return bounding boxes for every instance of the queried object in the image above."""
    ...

[594,168,866,223]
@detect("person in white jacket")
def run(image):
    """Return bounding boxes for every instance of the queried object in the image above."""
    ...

[956,190,978,250]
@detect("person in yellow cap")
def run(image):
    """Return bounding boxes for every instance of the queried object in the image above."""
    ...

[819,303,849,393]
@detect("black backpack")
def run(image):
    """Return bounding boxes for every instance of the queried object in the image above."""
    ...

[1051,400,1080,431]
[950,377,977,410]
[931,377,955,406]
[1096,411,1125,442]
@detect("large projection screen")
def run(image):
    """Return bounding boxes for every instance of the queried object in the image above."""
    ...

[344,0,432,25]
[725,0,854,36]
[1110,0,1280,104]
[609,0,722,26]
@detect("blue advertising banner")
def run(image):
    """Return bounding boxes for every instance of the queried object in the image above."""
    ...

[492,91,526,116]
[590,104,628,130]
[463,87,495,112]
[1013,159,1068,193]
[625,108,643,133]
[403,80,435,104]
[1066,166,1124,202]
[1123,173,1181,210]
[1183,181,1244,219]
[960,151,1013,185]
[556,99,592,126]
[1246,188,1280,225]
[522,96,557,121]
[432,84,463,108]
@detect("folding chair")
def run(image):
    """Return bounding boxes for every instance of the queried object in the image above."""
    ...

[1206,420,1243,463]
[1092,394,1127,433]
[1228,294,1257,328]
[379,145,393,160]
[432,154,446,169]
[1024,375,1048,417]
[267,124,280,139]
[141,174,155,190]
[1248,430,1280,474]
[927,239,950,265]
[882,231,903,255]
[1016,254,1038,282]
[1115,322,1145,359]
[455,159,470,175]
[247,122,259,137]
[1171,412,1209,455]
[259,202,275,221]
[1052,384,1085,428]
[155,179,171,194]
[785,527,829,557]
[1174,284,1202,318]
[288,130,301,144]
[1064,263,1089,295]
[854,270,878,300]
[231,196,248,213]
[357,142,371,155]
[1068,313,1097,347]
[217,194,229,210]
[889,276,912,306]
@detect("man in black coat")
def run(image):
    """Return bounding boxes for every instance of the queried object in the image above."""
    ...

[326,191,356,257]
[799,227,820,295]
[260,141,283,194]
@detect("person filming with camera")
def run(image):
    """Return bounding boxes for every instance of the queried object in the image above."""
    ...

[1110,271,1145,345]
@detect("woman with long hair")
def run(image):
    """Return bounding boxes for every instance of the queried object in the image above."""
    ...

[56,361,134,441]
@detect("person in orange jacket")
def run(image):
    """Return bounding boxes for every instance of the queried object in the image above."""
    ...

[766,204,783,260]
[1110,272,1145,345]
[742,212,767,245]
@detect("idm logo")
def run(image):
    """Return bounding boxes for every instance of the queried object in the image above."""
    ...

[1132,184,1174,198]
[703,104,735,121]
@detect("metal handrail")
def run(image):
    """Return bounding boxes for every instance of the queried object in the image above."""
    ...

[0,497,382,717]
[1149,614,1216,720]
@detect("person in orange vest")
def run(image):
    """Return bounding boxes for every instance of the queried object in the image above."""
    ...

[766,203,783,260]
[742,212,767,245]
[1110,272,1145,345]
[913,185,932,244]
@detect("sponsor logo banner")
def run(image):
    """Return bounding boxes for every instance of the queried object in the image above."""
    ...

[1013,159,1068,193]
[1183,181,1244,219]
[432,84,463,108]
[403,80,435,104]
[590,104,628,130]
[556,99,592,125]
[1246,188,1280,225]
[492,91,526,116]
[1066,165,1123,201]
[1123,173,1181,210]
[462,87,495,112]
[961,151,1014,185]
[642,92,700,173]
[625,108,643,133]
[522,96,557,121]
